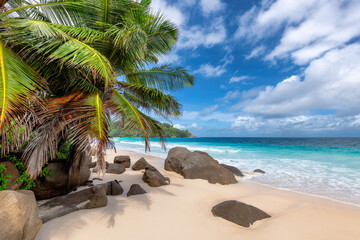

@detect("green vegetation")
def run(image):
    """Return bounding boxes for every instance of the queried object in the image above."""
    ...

[0,0,194,178]
[110,122,192,138]
[0,154,53,190]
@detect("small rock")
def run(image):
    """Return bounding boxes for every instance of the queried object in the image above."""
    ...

[132,157,153,170]
[114,155,131,168]
[220,164,244,177]
[254,169,265,174]
[212,200,271,227]
[127,184,147,197]
[110,180,124,195]
[106,163,125,174]
[142,167,170,187]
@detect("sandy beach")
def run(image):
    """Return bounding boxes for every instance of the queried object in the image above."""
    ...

[36,149,360,240]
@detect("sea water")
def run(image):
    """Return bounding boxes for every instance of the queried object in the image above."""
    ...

[113,137,360,205]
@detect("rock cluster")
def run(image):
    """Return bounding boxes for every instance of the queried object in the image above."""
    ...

[165,147,237,185]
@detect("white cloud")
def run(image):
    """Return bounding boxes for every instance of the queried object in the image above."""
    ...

[236,0,360,65]
[177,17,227,49]
[201,105,219,115]
[173,124,186,130]
[193,63,227,77]
[222,90,241,102]
[231,114,360,134]
[200,0,226,15]
[241,44,360,117]
[245,45,266,60]
[191,123,198,128]
[151,0,186,27]
[158,51,180,64]
[229,76,249,83]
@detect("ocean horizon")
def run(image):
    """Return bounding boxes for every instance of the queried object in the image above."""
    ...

[113,137,360,206]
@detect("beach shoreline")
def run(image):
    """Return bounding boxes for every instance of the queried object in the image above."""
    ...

[36,148,360,240]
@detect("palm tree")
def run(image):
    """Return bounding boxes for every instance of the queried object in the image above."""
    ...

[0,0,194,178]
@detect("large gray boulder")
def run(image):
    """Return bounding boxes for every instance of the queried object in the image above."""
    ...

[165,147,237,185]
[0,190,42,240]
[142,167,170,187]
[220,164,244,177]
[132,157,153,171]
[38,185,108,223]
[211,200,271,227]
[114,155,131,168]
[106,163,125,174]
[32,158,91,200]
[1,161,23,190]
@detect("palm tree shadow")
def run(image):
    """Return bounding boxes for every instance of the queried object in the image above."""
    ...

[96,197,126,228]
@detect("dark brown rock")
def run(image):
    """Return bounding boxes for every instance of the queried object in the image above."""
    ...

[114,155,131,168]
[106,163,125,174]
[87,161,96,168]
[165,147,237,185]
[32,149,91,200]
[132,157,153,171]
[142,167,170,187]
[220,164,244,177]
[211,200,271,227]
[38,185,108,223]
[127,184,147,197]
[109,180,124,195]
[254,169,265,174]
[0,190,42,240]
[1,161,23,190]
[86,186,108,209]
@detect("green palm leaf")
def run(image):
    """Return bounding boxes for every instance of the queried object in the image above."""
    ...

[120,64,194,91]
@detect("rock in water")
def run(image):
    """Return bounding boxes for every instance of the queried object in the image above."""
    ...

[132,157,153,171]
[211,200,271,227]
[0,190,42,240]
[220,164,244,177]
[165,147,237,185]
[38,185,108,223]
[127,184,147,197]
[254,169,265,174]
[1,161,23,190]
[106,163,125,174]
[142,167,170,187]
[114,155,131,168]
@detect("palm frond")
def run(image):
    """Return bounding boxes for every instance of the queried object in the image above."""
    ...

[119,81,182,117]
[120,64,194,91]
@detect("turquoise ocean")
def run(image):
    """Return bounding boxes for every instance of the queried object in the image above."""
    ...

[113,137,360,205]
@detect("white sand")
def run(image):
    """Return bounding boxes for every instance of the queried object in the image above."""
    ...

[36,149,360,240]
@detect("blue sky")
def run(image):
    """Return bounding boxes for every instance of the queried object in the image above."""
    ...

[150,0,360,137]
